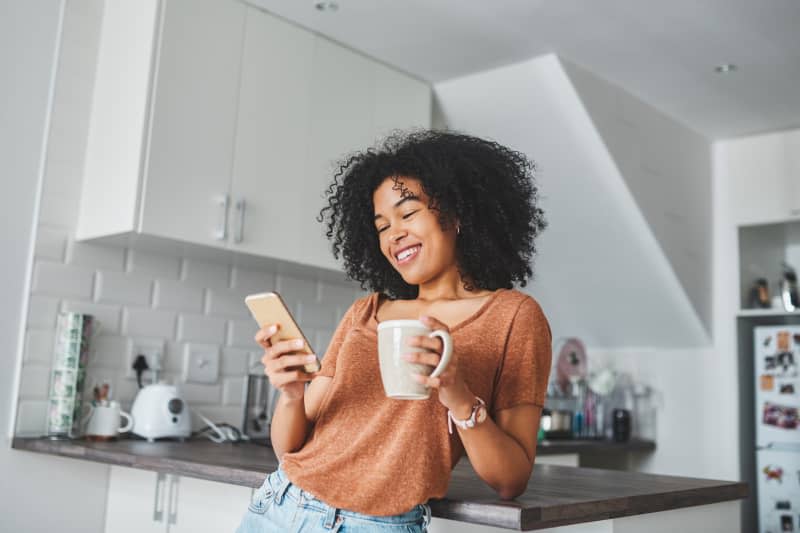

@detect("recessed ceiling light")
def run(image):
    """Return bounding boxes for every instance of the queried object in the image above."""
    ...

[314,1,339,11]
[715,64,737,74]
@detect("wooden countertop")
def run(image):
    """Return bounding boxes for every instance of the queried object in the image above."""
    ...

[12,436,745,531]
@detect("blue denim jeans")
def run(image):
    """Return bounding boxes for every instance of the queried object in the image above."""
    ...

[236,467,432,532]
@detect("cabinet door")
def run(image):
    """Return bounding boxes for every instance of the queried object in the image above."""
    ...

[785,130,800,219]
[228,7,315,261]
[105,466,166,533]
[166,476,252,533]
[726,132,789,226]
[371,62,431,141]
[301,37,377,271]
[139,0,245,246]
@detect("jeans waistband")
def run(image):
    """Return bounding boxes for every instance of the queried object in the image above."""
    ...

[267,466,431,527]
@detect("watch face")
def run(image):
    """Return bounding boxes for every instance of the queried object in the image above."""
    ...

[476,405,487,424]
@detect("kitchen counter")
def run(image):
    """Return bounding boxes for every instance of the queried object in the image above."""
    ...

[12,436,745,531]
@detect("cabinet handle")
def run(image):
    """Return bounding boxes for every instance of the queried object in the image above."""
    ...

[153,472,167,522]
[234,198,246,244]
[214,194,230,241]
[167,475,180,526]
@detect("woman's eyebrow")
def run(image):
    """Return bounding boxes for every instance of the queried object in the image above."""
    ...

[374,195,420,220]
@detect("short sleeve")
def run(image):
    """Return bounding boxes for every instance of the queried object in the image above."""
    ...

[491,296,552,413]
[316,297,367,378]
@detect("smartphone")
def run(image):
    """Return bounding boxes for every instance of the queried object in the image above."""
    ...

[244,292,321,373]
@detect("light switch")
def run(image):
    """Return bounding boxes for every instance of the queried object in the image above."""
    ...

[182,343,220,384]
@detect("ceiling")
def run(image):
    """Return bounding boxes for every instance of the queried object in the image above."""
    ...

[248,0,800,140]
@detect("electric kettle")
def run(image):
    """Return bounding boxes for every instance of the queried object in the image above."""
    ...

[130,383,192,442]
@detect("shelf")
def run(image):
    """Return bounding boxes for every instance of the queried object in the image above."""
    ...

[737,309,800,318]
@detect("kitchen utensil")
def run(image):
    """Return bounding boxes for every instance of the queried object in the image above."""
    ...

[130,383,192,442]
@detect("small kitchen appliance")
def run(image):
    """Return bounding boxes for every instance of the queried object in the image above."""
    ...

[130,383,192,442]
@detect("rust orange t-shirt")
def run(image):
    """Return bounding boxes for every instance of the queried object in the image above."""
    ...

[280,288,552,516]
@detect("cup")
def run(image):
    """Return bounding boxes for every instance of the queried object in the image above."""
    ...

[377,320,453,400]
[83,401,133,440]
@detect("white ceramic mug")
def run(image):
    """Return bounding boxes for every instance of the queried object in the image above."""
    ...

[83,401,133,439]
[377,320,453,400]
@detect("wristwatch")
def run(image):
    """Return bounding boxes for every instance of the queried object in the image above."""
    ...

[447,396,487,434]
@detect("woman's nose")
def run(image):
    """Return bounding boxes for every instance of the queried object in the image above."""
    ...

[389,228,407,243]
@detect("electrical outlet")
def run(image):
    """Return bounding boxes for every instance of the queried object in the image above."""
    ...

[126,338,166,380]
[182,343,220,384]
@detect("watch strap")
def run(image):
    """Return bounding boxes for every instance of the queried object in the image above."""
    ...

[447,396,487,434]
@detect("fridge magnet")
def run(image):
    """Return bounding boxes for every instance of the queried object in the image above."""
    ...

[775,500,791,510]
[780,514,793,531]
[762,374,776,391]
[778,331,791,351]
[764,465,784,483]
[777,351,798,377]
[779,383,796,395]
[764,336,773,348]
[763,402,800,429]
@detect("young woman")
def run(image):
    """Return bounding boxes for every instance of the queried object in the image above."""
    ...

[237,130,551,533]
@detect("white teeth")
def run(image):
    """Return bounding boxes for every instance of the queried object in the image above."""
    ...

[396,246,420,261]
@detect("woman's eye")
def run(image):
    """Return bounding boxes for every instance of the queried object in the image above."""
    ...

[377,226,388,233]
[402,210,418,219]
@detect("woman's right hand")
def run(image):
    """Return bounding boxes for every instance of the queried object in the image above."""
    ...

[255,324,318,401]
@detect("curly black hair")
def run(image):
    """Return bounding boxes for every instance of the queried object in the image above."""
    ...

[317,129,547,299]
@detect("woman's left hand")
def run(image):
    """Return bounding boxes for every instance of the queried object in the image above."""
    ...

[403,315,475,415]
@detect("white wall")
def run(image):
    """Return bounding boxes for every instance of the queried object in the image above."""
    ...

[561,59,713,335]
[0,2,109,533]
[434,54,708,350]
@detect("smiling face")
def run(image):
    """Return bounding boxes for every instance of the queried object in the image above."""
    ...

[372,177,459,287]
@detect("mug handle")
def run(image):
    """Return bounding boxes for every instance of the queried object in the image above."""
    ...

[118,411,134,433]
[428,330,453,379]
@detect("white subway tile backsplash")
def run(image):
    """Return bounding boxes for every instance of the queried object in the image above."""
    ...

[153,280,204,312]
[66,240,126,271]
[206,288,251,318]
[95,271,152,306]
[122,307,176,338]
[298,301,338,328]
[18,365,51,399]
[276,274,318,307]
[231,266,275,294]
[177,382,222,405]
[315,329,335,357]
[318,280,359,305]
[23,329,56,364]
[15,400,48,436]
[127,250,181,279]
[33,261,94,299]
[227,319,258,350]
[163,341,185,374]
[182,259,231,289]
[89,335,130,370]
[61,300,122,333]
[177,314,226,344]
[34,225,67,261]
[26,295,60,329]
[222,377,245,406]
[222,347,251,376]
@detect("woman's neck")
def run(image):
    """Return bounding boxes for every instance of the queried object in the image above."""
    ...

[416,269,485,302]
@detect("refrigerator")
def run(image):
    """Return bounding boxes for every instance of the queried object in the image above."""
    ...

[754,326,800,533]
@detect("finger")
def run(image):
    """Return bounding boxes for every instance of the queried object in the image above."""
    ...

[277,354,319,371]
[419,314,449,332]
[402,351,441,367]
[264,338,307,359]
[413,373,441,389]
[272,369,315,387]
[406,335,443,354]
[254,324,279,346]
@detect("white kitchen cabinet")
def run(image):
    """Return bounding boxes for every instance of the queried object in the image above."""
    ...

[77,0,431,272]
[77,0,246,247]
[104,466,251,533]
[727,129,800,226]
